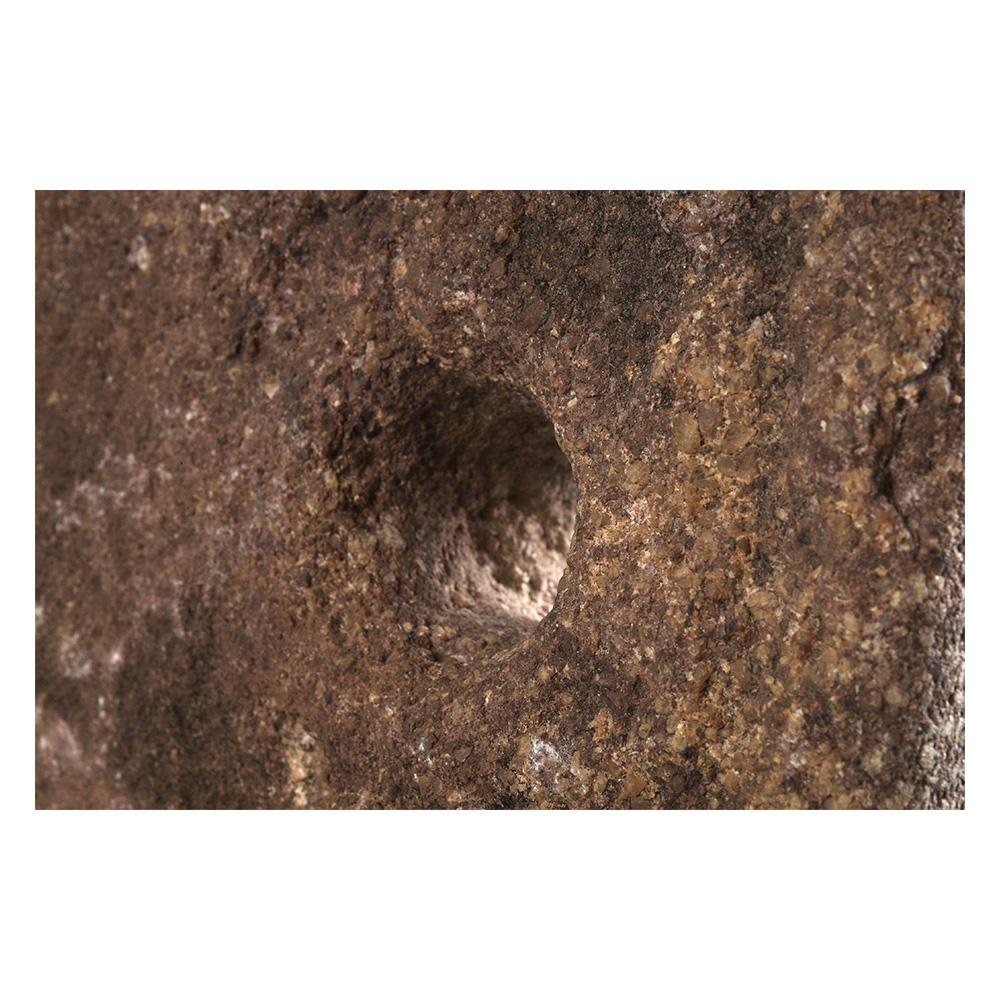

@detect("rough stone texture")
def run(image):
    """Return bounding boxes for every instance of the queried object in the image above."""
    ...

[35,191,964,809]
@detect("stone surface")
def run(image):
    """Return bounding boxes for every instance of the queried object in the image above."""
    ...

[35,191,964,808]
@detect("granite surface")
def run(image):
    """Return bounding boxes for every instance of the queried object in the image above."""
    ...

[35,191,965,808]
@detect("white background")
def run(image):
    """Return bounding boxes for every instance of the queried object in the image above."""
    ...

[6,2,992,997]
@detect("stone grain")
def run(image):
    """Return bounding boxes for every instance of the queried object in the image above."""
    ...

[35,191,964,808]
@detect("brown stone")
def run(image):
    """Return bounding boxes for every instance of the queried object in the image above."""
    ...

[35,191,964,809]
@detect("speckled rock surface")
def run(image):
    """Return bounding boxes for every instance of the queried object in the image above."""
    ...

[35,191,964,808]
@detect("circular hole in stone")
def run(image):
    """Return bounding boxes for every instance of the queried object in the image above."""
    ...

[344,370,578,660]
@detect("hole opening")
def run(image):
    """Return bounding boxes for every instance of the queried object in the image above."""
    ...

[340,370,578,660]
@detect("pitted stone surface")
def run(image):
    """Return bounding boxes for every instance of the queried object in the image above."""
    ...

[35,191,964,808]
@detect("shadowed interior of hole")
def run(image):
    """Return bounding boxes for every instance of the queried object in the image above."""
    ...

[382,375,578,659]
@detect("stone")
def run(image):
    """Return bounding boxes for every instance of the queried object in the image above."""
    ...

[34,191,964,809]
